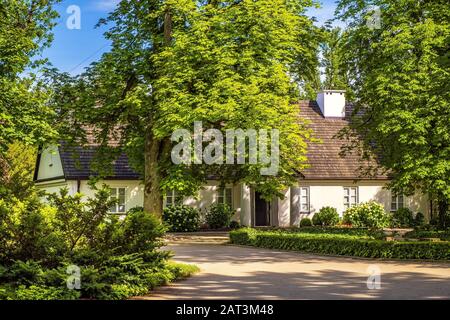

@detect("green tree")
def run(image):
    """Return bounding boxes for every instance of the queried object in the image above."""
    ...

[336,0,450,227]
[0,142,36,199]
[320,27,349,91]
[0,0,59,186]
[57,0,320,217]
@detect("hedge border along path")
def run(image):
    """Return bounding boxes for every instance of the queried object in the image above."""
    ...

[229,228,450,260]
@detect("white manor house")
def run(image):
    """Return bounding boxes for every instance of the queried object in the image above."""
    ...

[34,91,430,227]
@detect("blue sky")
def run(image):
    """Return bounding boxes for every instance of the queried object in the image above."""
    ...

[41,0,338,75]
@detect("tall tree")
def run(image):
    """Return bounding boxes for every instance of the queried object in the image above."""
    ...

[336,0,450,226]
[0,0,59,187]
[320,27,349,91]
[61,0,320,217]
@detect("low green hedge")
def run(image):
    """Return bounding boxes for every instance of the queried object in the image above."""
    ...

[405,230,450,241]
[229,228,450,260]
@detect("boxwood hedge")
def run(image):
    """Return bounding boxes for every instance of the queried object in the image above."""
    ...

[229,228,450,260]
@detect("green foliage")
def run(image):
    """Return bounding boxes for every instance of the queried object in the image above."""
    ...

[405,230,450,241]
[335,0,450,227]
[205,203,235,229]
[342,201,389,228]
[312,207,340,226]
[229,220,241,229]
[0,189,198,300]
[391,208,415,228]
[230,228,450,260]
[299,217,312,227]
[0,143,37,199]
[414,212,425,227]
[287,226,385,239]
[162,205,200,232]
[49,0,321,215]
[0,1,59,157]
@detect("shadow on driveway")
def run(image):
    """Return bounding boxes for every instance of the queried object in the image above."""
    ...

[136,243,450,300]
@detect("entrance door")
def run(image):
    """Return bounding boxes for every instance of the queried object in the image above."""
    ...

[254,192,270,226]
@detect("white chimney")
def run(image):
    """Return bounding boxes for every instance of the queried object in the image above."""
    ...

[316,90,346,118]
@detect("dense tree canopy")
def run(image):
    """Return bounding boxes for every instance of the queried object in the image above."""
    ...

[336,0,450,225]
[0,0,59,154]
[56,0,321,216]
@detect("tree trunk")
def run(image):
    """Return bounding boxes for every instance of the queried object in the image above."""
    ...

[437,196,448,229]
[143,130,163,217]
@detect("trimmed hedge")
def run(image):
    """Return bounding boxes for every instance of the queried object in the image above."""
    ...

[405,230,450,241]
[229,228,450,260]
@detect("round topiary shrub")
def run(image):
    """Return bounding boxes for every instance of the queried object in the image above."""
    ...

[299,217,312,227]
[391,208,414,227]
[162,205,200,232]
[312,207,340,226]
[342,201,389,229]
[205,203,235,229]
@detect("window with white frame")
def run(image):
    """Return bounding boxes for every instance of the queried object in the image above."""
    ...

[217,187,233,206]
[391,194,404,211]
[343,187,358,209]
[109,188,126,213]
[299,187,310,212]
[165,190,182,207]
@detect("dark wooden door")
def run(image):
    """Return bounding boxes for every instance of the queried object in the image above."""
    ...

[255,192,270,226]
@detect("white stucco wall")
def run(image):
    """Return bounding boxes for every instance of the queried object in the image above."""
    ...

[36,177,429,226]
[291,180,429,223]
[36,146,64,181]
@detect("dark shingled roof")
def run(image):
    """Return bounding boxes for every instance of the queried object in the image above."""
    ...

[41,100,386,182]
[59,146,141,180]
[298,100,387,180]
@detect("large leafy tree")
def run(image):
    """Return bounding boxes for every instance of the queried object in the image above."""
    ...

[336,0,450,226]
[0,0,59,187]
[320,27,349,91]
[59,0,319,216]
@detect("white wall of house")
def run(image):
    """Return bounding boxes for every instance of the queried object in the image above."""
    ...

[36,177,429,226]
[290,180,429,225]
[36,147,64,181]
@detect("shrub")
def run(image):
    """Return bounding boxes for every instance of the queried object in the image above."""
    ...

[342,201,389,228]
[205,203,235,229]
[414,212,425,227]
[0,188,198,300]
[229,220,240,229]
[163,205,200,232]
[391,208,414,227]
[299,218,312,227]
[312,207,340,226]
[229,229,450,260]
[404,229,450,241]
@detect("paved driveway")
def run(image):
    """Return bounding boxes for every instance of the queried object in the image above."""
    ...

[140,241,450,300]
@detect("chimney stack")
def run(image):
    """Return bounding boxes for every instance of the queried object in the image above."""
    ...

[316,90,346,118]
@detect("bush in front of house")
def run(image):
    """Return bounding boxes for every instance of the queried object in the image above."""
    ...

[0,188,198,300]
[342,201,389,228]
[312,207,340,226]
[229,228,450,260]
[205,203,235,229]
[163,204,200,232]
[299,217,312,227]
[391,208,415,228]
[229,220,241,229]
[414,212,425,227]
